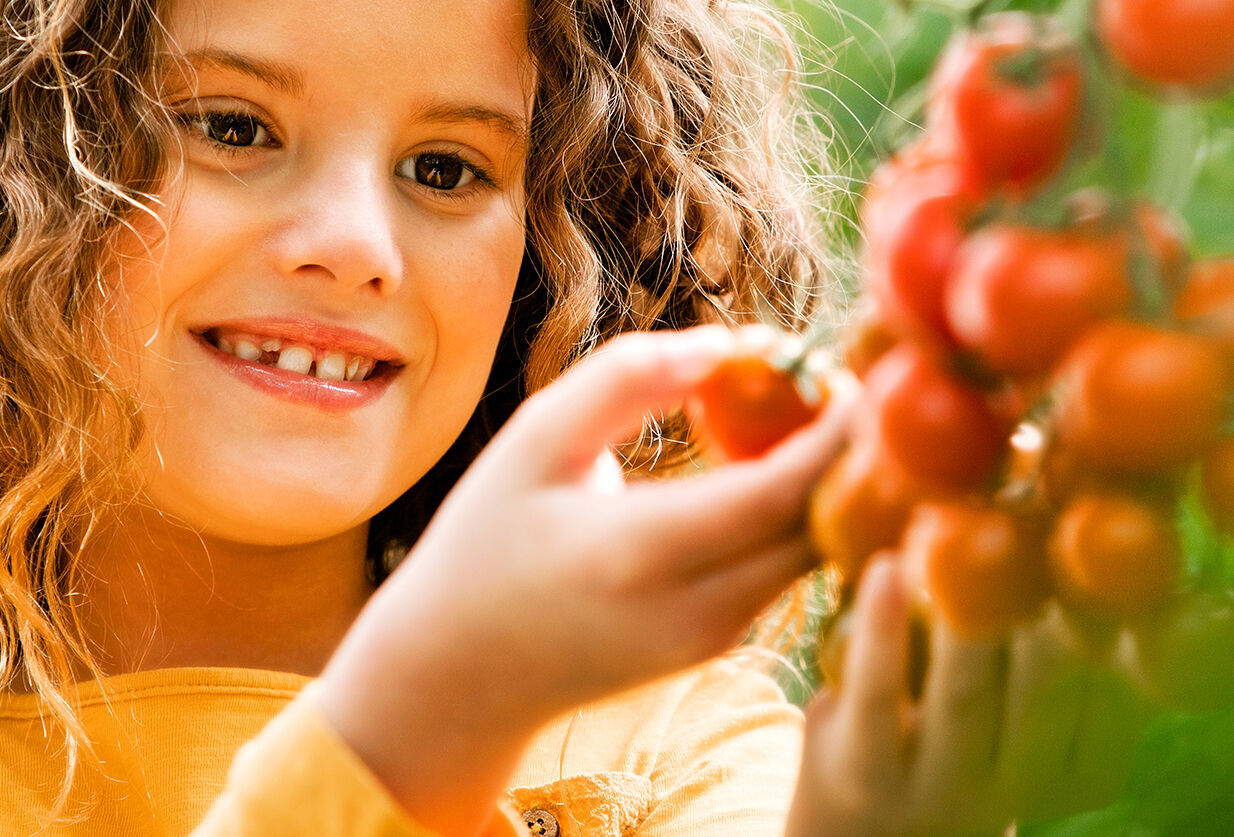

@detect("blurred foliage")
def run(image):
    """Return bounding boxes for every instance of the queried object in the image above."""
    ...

[775,1,1234,833]
[783,0,1234,256]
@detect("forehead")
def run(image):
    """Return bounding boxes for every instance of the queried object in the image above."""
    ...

[163,0,533,113]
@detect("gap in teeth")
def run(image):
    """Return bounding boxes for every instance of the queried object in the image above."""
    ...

[206,329,378,381]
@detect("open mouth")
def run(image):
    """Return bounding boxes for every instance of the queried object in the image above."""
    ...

[197,326,399,383]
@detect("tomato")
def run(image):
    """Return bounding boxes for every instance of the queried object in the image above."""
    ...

[692,350,823,461]
[863,345,1008,489]
[1175,258,1234,362]
[902,500,1051,638]
[1125,591,1234,713]
[1054,321,1228,472]
[862,145,982,345]
[841,304,900,381]
[1049,492,1179,618]
[1098,0,1234,92]
[945,223,1132,376]
[807,443,922,584]
[929,13,1085,194]
[1201,435,1234,536]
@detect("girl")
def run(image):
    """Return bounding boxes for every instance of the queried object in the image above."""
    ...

[0,0,1149,834]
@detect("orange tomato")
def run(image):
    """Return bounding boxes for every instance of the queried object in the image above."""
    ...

[807,444,922,584]
[903,500,1051,638]
[1049,492,1179,618]
[1175,258,1234,362]
[1054,321,1228,472]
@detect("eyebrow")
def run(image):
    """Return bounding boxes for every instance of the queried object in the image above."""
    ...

[171,48,529,148]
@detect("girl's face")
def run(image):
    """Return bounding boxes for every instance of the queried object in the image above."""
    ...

[108,0,533,545]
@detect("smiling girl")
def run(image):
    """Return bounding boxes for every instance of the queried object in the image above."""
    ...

[0,0,1150,835]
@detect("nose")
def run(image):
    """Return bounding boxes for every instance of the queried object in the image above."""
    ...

[270,158,405,297]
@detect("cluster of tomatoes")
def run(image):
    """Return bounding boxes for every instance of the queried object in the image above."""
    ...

[691,1,1234,711]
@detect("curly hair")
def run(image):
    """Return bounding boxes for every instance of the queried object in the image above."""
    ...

[0,0,842,821]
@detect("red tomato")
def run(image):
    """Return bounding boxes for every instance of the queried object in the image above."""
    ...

[1050,492,1180,618]
[945,223,1132,376]
[903,500,1051,638]
[862,344,1007,489]
[692,351,823,461]
[928,13,1084,194]
[1054,321,1228,472]
[862,145,982,345]
[1098,0,1234,92]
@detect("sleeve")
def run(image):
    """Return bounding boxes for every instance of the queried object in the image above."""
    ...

[637,658,805,836]
[192,682,523,837]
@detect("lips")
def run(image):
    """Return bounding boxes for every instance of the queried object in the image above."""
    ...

[191,318,405,409]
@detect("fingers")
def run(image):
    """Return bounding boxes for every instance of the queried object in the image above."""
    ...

[620,383,857,574]
[910,621,1006,807]
[993,606,1089,810]
[506,327,736,483]
[833,558,912,788]
[689,534,818,636]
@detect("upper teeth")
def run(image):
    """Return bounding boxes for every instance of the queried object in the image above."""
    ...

[211,332,378,381]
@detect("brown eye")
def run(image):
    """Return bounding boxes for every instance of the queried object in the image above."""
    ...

[182,111,276,148]
[409,153,473,190]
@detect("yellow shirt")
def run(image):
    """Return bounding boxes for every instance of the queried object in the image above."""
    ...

[0,659,803,835]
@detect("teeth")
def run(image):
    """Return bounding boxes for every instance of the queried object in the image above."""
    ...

[348,359,374,382]
[346,357,361,381]
[216,335,235,355]
[276,345,314,374]
[261,338,282,353]
[316,352,347,381]
[234,339,261,362]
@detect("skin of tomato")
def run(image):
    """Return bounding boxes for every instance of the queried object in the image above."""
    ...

[930,14,1084,193]
[693,353,822,461]
[863,344,1008,490]
[1049,492,1179,618]
[902,501,1052,639]
[841,305,901,381]
[945,224,1132,376]
[862,146,981,345]
[1175,258,1234,364]
[1201,436,1234,536]
[1124,591,1234,714]
[1098,0,1234,91]
[1054,321,1228,472]
[807,443,922,584]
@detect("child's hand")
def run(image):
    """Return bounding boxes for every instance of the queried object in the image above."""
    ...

[318,325,853,836]
[788,558,1152,837]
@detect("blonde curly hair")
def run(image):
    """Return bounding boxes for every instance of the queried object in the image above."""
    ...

[0,0,843,820]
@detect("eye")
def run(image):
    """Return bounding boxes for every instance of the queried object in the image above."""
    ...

[180,110,279,149]
[396,152,481,191]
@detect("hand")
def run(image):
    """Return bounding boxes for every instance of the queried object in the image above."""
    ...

[788,559,1153,837]
[318,325,853,836]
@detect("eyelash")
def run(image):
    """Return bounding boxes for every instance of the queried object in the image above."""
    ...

[175,108,497,198]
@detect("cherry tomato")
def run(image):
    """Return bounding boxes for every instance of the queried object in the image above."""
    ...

[945,223,1132,376]
[692,350,823,461]
[1175,258,1234,363]
[862,144,982,345]
[1049,492,1179,618]
[929,12,1085,194]
[903,500,1051,638]
[1201,435,1234,536]
[1125,591,1234,713]
[841,304,900,381]
[1098,0,1234,92]
[1054,321,1228,472]
[862,344,1008,490]
[807,444,922,584]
